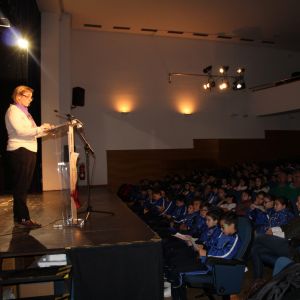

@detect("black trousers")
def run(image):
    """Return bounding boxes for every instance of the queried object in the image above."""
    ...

[251,234,290,279]
[8,147,37,222]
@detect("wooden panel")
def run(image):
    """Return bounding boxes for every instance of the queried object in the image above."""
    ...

[218,139,268,165]
[107,130,300,191]
[107,148,218,191]
[265,130,300,160]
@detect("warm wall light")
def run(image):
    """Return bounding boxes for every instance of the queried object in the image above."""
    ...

[114,94,135,113]
[176,98,196,115]
[117,102,132,113]
[181,107,193,115]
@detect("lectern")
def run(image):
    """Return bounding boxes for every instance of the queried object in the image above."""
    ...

[44,119,83,226]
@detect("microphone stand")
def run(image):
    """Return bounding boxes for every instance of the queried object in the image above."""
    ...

[75,127,114,224]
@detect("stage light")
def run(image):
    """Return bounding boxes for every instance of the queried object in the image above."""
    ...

[169,65,247,93]
[233,68,246,90]
[236,67,245,74]
[17,37,29,50]
[219,81,229,90]
[203,65,212,74]
[232,80,246,90]
[203,79,215,91]
[219,66,229,74]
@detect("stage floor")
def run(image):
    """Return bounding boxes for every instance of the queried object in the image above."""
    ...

[0,187,163,300]
[0,187,160,257]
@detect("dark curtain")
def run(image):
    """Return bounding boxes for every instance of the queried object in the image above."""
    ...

[0,0,41,194]
[70,241,164,300]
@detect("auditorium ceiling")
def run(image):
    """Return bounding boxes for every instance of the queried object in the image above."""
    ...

[36,0,300,52]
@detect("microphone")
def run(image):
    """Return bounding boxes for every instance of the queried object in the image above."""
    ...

[70,118,84,129]
[54,110,84,130]
[66,113,75,120]
[54,109,75,121]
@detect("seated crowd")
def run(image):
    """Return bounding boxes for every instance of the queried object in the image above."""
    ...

[118,162,300,299]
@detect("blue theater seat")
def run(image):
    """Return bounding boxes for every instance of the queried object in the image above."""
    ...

[181,217,253,300]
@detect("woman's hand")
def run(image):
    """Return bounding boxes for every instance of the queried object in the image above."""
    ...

[41,123,53,132]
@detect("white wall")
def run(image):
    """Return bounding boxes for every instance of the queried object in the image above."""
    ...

[250,81,300,116]
[41,14,300,189]
[41,12,62,191]
[41,13,72,190]
[69,30,300,185]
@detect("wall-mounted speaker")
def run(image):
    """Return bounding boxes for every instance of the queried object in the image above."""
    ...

[72,87,85,107]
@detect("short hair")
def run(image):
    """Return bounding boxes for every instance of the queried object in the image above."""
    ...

[274,196,288,207]
[206,209,222,221]
[242,190,251,196]
[152,188,162,195]
[200,202,210,210]
[176,197,185,203]
[256,191,266,198]
[12,85,33,102]
[226,193,236,203]
[264,194,274,201]
[221,212,238,229]
[192,196,202,203]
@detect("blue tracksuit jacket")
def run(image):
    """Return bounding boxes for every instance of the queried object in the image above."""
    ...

[198,225,222,251]
[171,205,187,223]
[207,232,241,259]
[269,208,294,228]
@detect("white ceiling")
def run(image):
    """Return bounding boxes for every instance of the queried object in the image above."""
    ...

[37,0,300,51]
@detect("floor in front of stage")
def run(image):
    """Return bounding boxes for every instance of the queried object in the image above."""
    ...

[0,187,159,256]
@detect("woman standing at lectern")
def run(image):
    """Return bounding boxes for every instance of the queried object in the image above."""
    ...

[5,85,52,228]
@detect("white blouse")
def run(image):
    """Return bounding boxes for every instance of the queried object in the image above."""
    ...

[5,104,43,152]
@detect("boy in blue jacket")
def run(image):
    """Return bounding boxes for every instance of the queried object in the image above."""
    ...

[196,209,222,252]
[267,197,294,229]
[165,212,241,298]
[190,204,209,237]
[198,212,240,259]
[165,209,222,268]
[169,197,187,225]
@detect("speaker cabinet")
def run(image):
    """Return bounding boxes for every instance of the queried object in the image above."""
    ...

[72,87,85,107]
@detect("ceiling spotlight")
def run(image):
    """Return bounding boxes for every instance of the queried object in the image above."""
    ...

[203,83,209,90]
[219,66,229,74]
[203,79,215,90]
[169,65,247,93]
[219,81,229,90]
[232,80,246,90]
[203,65,212,74]
[236,67,245,74]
